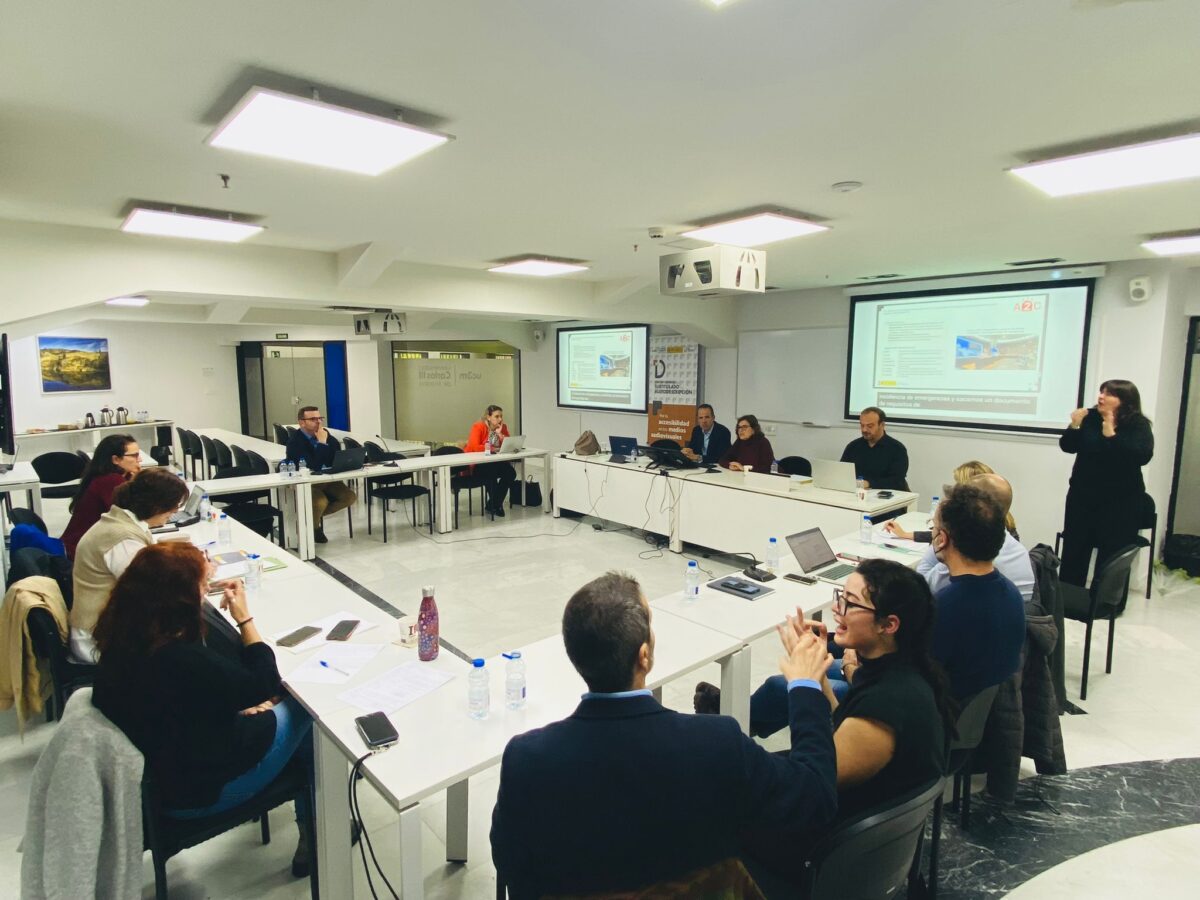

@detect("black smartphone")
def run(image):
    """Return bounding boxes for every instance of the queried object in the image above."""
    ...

[326,619,360,642]
[784,573,817,585]
[277,625,322,648]
[355,712,399,751]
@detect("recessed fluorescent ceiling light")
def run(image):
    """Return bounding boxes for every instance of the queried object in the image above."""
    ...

[105,296,149,307]
[1142,234,1200,256]
[1010,133,1200,197]
[208,87,450,175]
[121,208,264,242]
[489,259,589,277]
[682,212,828,246]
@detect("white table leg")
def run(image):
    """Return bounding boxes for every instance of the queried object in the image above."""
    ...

[297,482,315,560]
[719,647,751,734]
[399,802,425,899]
[315,729,353,899]
[28,485,43,519]
[445,779,469,863]
[542,452,553,514]
[435,464,454,533]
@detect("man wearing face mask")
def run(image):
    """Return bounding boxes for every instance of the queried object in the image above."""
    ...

[927,484,1025,700]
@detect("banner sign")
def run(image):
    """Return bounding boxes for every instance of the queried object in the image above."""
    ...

[647,336,700,445]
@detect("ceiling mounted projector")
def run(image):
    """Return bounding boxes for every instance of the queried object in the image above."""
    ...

[659,245,767,297]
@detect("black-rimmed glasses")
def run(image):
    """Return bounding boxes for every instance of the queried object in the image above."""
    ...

[832,586,875,616]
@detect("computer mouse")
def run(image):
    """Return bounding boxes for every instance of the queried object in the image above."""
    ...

[877,490,893,498]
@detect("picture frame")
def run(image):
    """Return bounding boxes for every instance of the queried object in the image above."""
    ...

[37,336,113,393]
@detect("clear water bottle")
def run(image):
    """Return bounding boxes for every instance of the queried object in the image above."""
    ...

[683,560,701,600]
[217,513,231,549]
[860,514,873,544]
[297,458,310,476]
[765,537,781,573]
[929,495,940,527]
[503,651,527,710]
[467,659,490,719]
[770,459,779,475]
[280,460,291,478]
[198,493,212,520]
[417,586,439,661]
[245,553,263,594]
[856,476,866,500]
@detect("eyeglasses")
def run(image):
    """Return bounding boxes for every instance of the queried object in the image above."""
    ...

[119,452,140,458]
[832,586,875,617]
[736,424,752,431]
[302,416,324,422]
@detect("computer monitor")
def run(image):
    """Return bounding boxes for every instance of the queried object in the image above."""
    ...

[637,444,700,470]
[609,436,637,457]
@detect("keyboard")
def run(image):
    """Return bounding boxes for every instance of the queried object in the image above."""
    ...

[816,563,856,580]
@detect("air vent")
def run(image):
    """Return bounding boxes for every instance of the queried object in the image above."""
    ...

[1006,257,1064,267]
[326,305,391,314]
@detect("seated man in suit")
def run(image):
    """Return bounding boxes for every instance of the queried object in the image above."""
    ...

[839,406,909,490]
[491,572,837,899]
[682,403,732,465]
[284,406,356,544]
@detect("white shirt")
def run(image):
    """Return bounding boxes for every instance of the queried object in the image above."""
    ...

[916,530,1035,602]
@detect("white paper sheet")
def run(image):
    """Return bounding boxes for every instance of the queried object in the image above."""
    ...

[338,661,455,714]
[286,643,385,684]
[271,611,379,654]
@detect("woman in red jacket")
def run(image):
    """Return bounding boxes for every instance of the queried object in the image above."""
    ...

[465,405,518,517]
[60,433,140,558]
[719,414,775,473]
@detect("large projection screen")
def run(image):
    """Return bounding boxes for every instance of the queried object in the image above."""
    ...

[557,324,650,413]
[846,280,1094,434]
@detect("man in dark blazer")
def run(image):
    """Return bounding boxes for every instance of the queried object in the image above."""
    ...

[683,403,732,464]
[491,572,837,899]
[284,405,356,543]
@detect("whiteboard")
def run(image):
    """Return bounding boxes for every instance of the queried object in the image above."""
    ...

[736,327,848,425]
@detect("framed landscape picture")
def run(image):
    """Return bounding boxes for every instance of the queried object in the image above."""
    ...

[38,336,112,393]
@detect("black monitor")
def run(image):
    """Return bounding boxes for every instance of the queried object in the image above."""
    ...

[637,444,701,470]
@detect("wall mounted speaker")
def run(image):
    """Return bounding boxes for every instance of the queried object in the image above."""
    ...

[1129,276,1151,303]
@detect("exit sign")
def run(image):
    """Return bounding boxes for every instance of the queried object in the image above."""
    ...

[275,333,288,339]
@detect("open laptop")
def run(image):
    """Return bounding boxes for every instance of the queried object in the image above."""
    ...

[497,435,526,453]
[608,435,637,463]
[785,527,858,584]
[323,446,366,474]
[168,483,205,526]
[811,458,858,493]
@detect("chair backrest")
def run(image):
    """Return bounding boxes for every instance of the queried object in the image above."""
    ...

[245,450,271,475]
[231,445,251,469]
[1028,543,1067,710]
[804,777,944,900]
[9,506,48,534]
[364,440,403,463]
[341,436,361,449]
[286,426,297,437]
[183,430,203,455]
[148,445,172,467]
[213,439,233,468]
[7,548,74,605]
[214,465,254,480]
[949,684,1000,753]
[272,423,288,445]
[199,434,216,466]
[1091,544,1140,613]
[651,438,680,450]
[176,426,191,455]
[431,444,470,476]
[31,451,85,485]
[778,455,812,477]
[75,449,91,464]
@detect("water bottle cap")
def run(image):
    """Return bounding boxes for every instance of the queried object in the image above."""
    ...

[687,560,697,567]
[248,553,260,560]
[503,651,522,660]
[422,585,435,596]
[769,537,777,544]
[219,513,227,520]
[472,658,485,668]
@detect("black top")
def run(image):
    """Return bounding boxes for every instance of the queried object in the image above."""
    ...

[94,640,282,809]
[491,688,836,900]
[840,433,909,490]
[1059,409,1153,520]
[833,653,945,820]
[285,428,342,470]
[686,422,732,465]
[931,570,1025,700]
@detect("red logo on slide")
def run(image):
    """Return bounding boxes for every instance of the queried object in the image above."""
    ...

[1013,299,1041,312]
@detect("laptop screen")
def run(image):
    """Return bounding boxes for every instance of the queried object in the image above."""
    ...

[182,484,204,514]
[785,527,838,573]
[609,436,637,456]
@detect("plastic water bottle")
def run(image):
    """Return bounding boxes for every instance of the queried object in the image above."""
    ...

[503,652,527,710]
[217,513,231,549]
[860,514,873,544]
[683,560,701,600]
[468,659,490,719]
[297,458,309,476]
[765,537,781,574]
[929,495,940,526]
[770,459,779,475]
[417,586,439,661]
[245,553,263,594]
[198,493,212,520]
[856,476,867,500]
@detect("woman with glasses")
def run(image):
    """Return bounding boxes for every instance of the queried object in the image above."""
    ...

[465,404,518,516]
[717,414,775,473]
[60,433,140,558]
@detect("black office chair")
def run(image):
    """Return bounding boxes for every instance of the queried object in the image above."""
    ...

[9,506,49,534]
[30,451,85,500]
[179,430,204,480]
[431,445,487,526]
[341,436,361,449]
[212,467,281,542]
[777,455,812,477]
[198,435,220,478]
[245,450,271,476]
[212,439,235,474]
[801,777,945,900]
[149,445,172,467]
[1061,544,1139,700]
[231,445,252,470]
[367,476,432,542]
[176,427,194,475]
[651,438,680,450]
[142,759,317,900]
[1134,493,1157,600]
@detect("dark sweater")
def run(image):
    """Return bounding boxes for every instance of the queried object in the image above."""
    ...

[719,433,775,472]
[285,428,342,470]
[93,640,282,809]
[1059,409,1153,524]
[839,433,909,490]
[61,472,126,559]
[932,570,1025,699]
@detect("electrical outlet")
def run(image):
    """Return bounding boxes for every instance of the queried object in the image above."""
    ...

[764,423,777,435]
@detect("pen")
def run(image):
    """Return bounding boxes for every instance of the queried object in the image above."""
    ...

[319,660,350,676]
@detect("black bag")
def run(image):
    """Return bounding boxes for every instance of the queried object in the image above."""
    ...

[1164,533,1200,577]
[509,477,543,507]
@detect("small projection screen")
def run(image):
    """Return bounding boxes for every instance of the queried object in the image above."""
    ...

[556,324,650,413]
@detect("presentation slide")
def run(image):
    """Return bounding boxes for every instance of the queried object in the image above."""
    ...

[557,324,650,413]
[846,280,1093,433]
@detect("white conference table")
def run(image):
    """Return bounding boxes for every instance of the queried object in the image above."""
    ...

[552,453,918,556]
[0,462,44,576]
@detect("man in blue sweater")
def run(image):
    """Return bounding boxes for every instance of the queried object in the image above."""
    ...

[929,483,1026,699]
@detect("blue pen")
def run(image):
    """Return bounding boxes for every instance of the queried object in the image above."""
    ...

[319,660,350,676]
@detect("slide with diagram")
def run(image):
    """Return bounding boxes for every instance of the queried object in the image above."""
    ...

[557,324,649,412]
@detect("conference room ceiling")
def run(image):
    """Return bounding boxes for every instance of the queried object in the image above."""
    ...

[2,0,1199,293]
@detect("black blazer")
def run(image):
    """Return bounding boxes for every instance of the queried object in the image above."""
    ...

[285,428,342,469]
[491,689,836,899]
[686,422,732,465]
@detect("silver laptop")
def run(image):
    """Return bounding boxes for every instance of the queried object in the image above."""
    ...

[169,483,205,526]
[811,458,858,493]
[785,527,858,584]
[498,435,526,453]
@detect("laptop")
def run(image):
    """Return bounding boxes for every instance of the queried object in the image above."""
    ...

[785,527,858,584]
[169,483,205,527]
[497,435,526,453]
[608,435,638,463]
[323,446,366,474]
[811,458,858,493]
